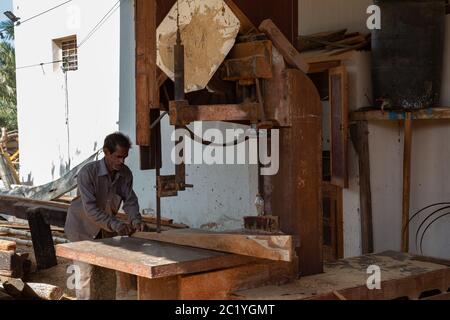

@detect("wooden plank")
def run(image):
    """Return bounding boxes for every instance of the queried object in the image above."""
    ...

[329,66,349,188]
[0,250,15,270]
[133,229,295,262]
[350,122,374,254]
[402,113,412,253]
[27,208,57,269]
[232,251,450,300]
[222,55,273,81]
[223,0,256,35]
[27,207,57,270]
[322,182,344,261]
[116,212,173,226]
[300,49,354,64]
[307,60,341,74]
[169,102,261,125]
[0,239,15,251]
[229,40,272,59]
[259,19,309,73]
[56,237,256,279]
[351,107,450,121]
[296,29,347,52]
[138,276,180,300]
[270,69,323,275]
[178,259,298,300]
[135,0,157,146]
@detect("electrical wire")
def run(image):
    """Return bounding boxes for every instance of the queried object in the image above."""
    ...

[77,0,121,48]
[20,0,73,25]
[413,205,450,251]
[15,0,121,70]
[419,212,450,255]
[64,69,71,169]
[0,0,73,34]
[402,202,450,237]
[16,60,63,70]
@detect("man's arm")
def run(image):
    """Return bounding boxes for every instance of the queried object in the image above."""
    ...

[78,168,123,233]
[120,173,142,226]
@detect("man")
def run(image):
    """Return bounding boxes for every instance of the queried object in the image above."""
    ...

[65,132,145,299]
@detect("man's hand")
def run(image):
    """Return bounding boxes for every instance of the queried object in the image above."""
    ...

[115,222,133,236]
[131,219,146,232]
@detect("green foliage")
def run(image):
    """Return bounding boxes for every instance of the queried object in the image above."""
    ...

[0,20,15,41]
[0,20,17,131]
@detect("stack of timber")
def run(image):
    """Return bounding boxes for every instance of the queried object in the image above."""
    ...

[296,29,371,70]
[0,239,31,279]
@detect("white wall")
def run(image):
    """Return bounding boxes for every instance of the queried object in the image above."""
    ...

[15,0,258,230]
[299,0,373,35]
[14,0,121,185]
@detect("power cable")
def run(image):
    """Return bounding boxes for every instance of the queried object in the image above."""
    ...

[16,60,62,70]
[77,0,121,48]
[0,0,73,34]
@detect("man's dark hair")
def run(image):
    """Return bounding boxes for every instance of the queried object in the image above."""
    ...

[103,132,132,153]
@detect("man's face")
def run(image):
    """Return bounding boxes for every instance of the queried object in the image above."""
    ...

[104,145,129,172]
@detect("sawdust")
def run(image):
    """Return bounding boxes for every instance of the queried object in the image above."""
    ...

[158,5,238,92]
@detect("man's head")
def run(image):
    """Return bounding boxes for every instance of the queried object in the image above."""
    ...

[103,132,132,172]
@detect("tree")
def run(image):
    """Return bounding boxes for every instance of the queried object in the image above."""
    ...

[0,20,14,41]
[0,20,16,130]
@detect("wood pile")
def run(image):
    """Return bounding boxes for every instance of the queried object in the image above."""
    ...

[0,239,31,279]
[0,239,64,300]
[296,29,371,65]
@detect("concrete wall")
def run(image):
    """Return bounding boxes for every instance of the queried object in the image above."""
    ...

[14,0,258,230]
[14,0,121,185]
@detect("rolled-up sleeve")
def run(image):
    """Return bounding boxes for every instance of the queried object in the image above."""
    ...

[120,173,141,223]
[78,169,122,232]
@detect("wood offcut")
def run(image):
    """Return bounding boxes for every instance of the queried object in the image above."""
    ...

[133,229,295,262]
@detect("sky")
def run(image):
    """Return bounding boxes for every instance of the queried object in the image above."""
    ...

[0,0,12,23]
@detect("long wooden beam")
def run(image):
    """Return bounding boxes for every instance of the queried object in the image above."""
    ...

[133,229,295,262]
[351,107,450,121]
[350,122,374,254]
[169,102,261,125]
[259,19,309,73]
[402,113,412,253]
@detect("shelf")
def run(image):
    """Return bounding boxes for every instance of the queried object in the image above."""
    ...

[350,107,450,121]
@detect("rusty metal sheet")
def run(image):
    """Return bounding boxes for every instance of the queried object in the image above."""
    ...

[157,0,240,93]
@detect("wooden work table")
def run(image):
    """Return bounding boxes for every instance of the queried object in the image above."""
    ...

[56,236,298,300]
[232,251,450,300]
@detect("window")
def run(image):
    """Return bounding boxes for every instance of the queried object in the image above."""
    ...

[52,35,78,72]
[61,38,78,71]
